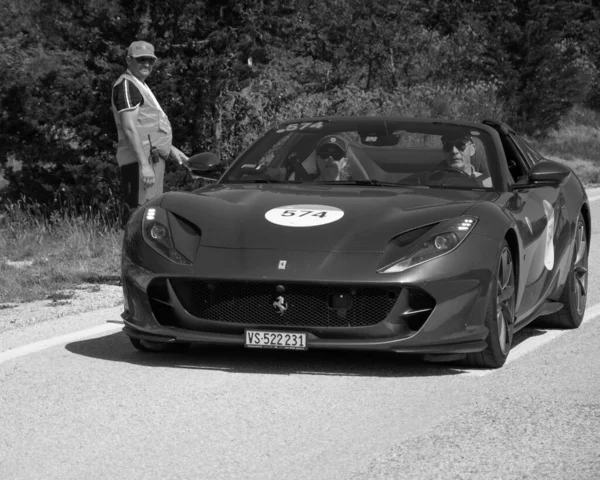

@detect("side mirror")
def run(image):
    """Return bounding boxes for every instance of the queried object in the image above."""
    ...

[528,160,571,185]
[187,152,222,181]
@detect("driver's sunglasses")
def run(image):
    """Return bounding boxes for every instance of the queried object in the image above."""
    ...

[318,150,344,161]
[443,141,470,152]
[134,56,156,66]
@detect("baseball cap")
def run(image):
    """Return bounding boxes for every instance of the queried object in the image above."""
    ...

[316,135,347,160]
[127,41,157,59]
[441,132,473,144]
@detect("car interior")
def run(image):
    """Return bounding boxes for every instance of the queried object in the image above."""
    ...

[231,129,494,188]
[288,136,492,186]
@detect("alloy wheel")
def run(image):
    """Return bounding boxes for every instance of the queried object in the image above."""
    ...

[496,246,515,356]
[573,220,588,316]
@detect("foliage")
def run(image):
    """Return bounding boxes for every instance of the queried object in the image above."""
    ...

[529,105,600,163]
[484,0,598,134]
[0,0,599,221]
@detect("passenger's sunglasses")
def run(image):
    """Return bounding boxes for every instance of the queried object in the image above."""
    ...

[317,150,344,161]
[442,141,470,152]
[133,56,156,66]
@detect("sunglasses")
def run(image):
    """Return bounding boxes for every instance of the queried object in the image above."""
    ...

[442,141,470,152]
[133,56,156,65]
[317,150,344,161]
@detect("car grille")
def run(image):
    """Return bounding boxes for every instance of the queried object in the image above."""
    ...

[168,279,400,328]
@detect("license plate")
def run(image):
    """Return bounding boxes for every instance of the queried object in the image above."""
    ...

[245,330,307,350]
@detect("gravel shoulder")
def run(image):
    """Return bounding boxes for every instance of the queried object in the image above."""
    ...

[0,284,123,335]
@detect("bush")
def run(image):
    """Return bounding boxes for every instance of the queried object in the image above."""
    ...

[528,105,600,162]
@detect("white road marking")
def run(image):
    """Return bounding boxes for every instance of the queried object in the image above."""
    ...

[462,302,600,376]
[587,194,600,203]
[0,323,122,366]
[2,302,598,373]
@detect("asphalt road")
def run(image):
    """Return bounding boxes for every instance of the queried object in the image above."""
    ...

[1,190,600,480]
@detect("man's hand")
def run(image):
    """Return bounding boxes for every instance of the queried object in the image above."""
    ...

[320,156,348,181]
[170,146,189,165]
[141,164,155,188]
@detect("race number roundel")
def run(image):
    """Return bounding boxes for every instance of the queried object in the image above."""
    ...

[265,204,344,227]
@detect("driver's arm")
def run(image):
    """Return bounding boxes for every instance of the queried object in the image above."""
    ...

[471,169,492,187]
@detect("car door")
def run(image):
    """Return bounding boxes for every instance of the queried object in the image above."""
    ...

[498,130,568,320]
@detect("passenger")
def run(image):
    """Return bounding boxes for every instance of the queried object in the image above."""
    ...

[263,135,353,182]
[314,136,351,181]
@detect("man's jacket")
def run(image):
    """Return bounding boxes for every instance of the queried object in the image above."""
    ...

[111,70,173,167]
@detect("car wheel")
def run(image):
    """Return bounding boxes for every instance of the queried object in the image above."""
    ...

[128,337,190,353]
[465,240,516,368]
[537,213,588,329]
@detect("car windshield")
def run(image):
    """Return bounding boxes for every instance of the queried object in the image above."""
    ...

[222,119,497,190]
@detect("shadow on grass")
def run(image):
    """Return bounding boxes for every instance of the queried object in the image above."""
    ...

[81,275,121,285]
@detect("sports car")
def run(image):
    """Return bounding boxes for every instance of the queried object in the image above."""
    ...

[121,116,590,368]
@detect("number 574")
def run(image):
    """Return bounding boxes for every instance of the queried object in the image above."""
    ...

[281,210,327,218]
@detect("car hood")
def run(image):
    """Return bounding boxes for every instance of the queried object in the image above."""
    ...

[160,184,497,253]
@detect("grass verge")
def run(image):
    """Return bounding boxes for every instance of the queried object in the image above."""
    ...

[0,199,121,304]
[529,105,600,185]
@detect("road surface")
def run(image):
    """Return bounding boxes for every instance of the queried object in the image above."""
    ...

[1,190,600,480]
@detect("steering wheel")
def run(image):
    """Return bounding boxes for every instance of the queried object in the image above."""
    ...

[422,166,481,187]
[430,166,471,177]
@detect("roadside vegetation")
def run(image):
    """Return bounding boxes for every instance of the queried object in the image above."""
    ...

[1,0,599,304]
[0,199,121,304]
[529,106,600,185]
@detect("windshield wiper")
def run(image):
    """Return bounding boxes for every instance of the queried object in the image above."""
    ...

[313,180,403,187]
[427,185,489,191]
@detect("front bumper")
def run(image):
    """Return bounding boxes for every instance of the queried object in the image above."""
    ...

[121,235,498,355]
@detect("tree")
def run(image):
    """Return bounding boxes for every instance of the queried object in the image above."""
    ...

[476,0,597,133]
[1,0,598,221]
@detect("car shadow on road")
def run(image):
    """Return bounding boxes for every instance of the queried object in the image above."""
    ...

[65,323,554,378]
[64,329,476,378]
[511,325,548,349]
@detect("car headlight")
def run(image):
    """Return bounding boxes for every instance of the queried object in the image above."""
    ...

[142,207,195,265]
[378,216,478,273]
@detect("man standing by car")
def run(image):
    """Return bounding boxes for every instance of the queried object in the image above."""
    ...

[111,40,189,223]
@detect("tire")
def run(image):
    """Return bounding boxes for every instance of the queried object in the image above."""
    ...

[465,240,516,368]
[536,213,588,329]
[129,337,190,353]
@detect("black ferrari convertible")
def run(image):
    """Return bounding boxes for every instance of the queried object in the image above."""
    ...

[121,117,589,368]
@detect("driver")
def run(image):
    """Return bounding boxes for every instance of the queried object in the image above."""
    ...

[436,133,492,187]
[441,133,479,175]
